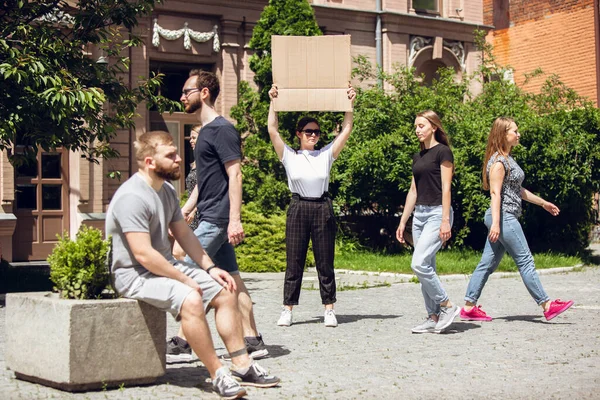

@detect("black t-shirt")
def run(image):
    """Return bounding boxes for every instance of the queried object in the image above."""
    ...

[195,116,242,224]
[412,144,454,206]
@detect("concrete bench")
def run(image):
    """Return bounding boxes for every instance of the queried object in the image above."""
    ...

[5,292,166,391]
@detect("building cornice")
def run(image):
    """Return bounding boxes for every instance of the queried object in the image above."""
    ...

[312,4,493,32]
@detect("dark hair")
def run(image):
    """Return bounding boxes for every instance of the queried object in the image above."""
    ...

[189,70,220,105]
[416,110,450,150]
[296,116,320,133]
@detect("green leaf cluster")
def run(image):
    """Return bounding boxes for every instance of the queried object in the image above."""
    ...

[237,203,314,272]
[47,226,111,299]
[231,0,345,215]
[235,6,600,255]
[0,0,180,166]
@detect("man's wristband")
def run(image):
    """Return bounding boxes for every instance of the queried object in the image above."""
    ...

[205,265,217,274]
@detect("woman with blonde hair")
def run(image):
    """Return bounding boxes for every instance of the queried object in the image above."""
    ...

[396,110,459,334]
[460,117,573,322]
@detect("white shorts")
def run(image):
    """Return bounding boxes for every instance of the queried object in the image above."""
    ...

[112,261,223,320]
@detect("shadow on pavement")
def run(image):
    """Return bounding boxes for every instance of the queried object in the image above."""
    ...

[263,344,292,358]
[160,365,212,389]
[213,344,291,360]
[291,313,402,326]
[439,322,482,334]
[495,314,573,325]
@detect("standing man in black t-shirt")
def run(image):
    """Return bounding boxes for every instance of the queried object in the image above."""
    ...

[164,70,268,361]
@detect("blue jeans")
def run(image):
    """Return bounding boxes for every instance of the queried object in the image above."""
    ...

[411,205,454,316]
[184,220,240,275]
[464,209,550,305]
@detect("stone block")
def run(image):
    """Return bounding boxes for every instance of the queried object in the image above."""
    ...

[5,292,166,391]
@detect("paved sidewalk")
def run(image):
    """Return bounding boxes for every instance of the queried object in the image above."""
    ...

[1,265,599,399]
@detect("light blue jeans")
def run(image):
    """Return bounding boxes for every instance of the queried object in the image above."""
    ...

[464,209,550,305]
[184,220,240,275]
[411,205,454,316]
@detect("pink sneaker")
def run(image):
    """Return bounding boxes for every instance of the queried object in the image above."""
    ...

[460,305,492,321]
[544,299,574,321]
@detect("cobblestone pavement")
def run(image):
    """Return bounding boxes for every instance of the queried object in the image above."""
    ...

[1,264,599,399]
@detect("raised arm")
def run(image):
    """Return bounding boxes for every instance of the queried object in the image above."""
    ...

[487,162,505,243]
[396,177,418,244]
[331,85,357,159]
[267,85,286,160]
[521,188,560,216]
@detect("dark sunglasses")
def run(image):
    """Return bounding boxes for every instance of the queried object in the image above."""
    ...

[302,129,321,136]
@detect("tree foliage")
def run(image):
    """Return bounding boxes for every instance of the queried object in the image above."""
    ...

[0,0,179,165]
[234,5,600,255]
[231,0,347,214]
[332,32,600,254]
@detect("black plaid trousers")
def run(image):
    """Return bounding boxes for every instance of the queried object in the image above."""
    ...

[283,195,337,305]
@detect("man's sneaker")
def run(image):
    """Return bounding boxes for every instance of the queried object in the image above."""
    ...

[231,362,280,388]
[324,309,338,327]
[277,308,293,326]
[460,305,493,321]
[411,317,437,333]
[166,336,194,363]
[212,366,247,399]
[244,334,269,359]
[435,304,460,333]
[544,299,574,321]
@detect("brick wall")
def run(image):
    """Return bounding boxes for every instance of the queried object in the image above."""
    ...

[486,1,598,105]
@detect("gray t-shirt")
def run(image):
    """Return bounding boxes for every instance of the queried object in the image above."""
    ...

[486,152,524,217]
[106,173,183,273]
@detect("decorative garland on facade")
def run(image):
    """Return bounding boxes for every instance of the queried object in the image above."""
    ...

[152,19,220,52]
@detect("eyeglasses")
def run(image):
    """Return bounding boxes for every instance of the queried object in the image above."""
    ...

[301,129,321,136]
[181,88,200,97]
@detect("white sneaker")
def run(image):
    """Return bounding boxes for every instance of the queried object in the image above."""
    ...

[277,308,292,326]
[324,309,338,327]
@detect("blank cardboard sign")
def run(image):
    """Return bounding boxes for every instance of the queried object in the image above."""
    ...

[272,35,352,112]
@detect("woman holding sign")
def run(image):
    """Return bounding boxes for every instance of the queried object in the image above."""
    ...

[268,84,356,328]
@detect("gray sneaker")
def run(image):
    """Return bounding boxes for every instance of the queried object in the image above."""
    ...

[212,366,247,399]
[435,305,460,333]
[411,317,437,333]
[166,336,194,363]
[231,362,281,388]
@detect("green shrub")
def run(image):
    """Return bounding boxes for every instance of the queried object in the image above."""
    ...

[47,226,111,299]
[234,25,600,255]
[237,203,314,272]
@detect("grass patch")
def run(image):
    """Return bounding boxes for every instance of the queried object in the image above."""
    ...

[335,250,582,275]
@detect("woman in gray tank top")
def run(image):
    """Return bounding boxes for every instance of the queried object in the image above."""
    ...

[460,117,573,322]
